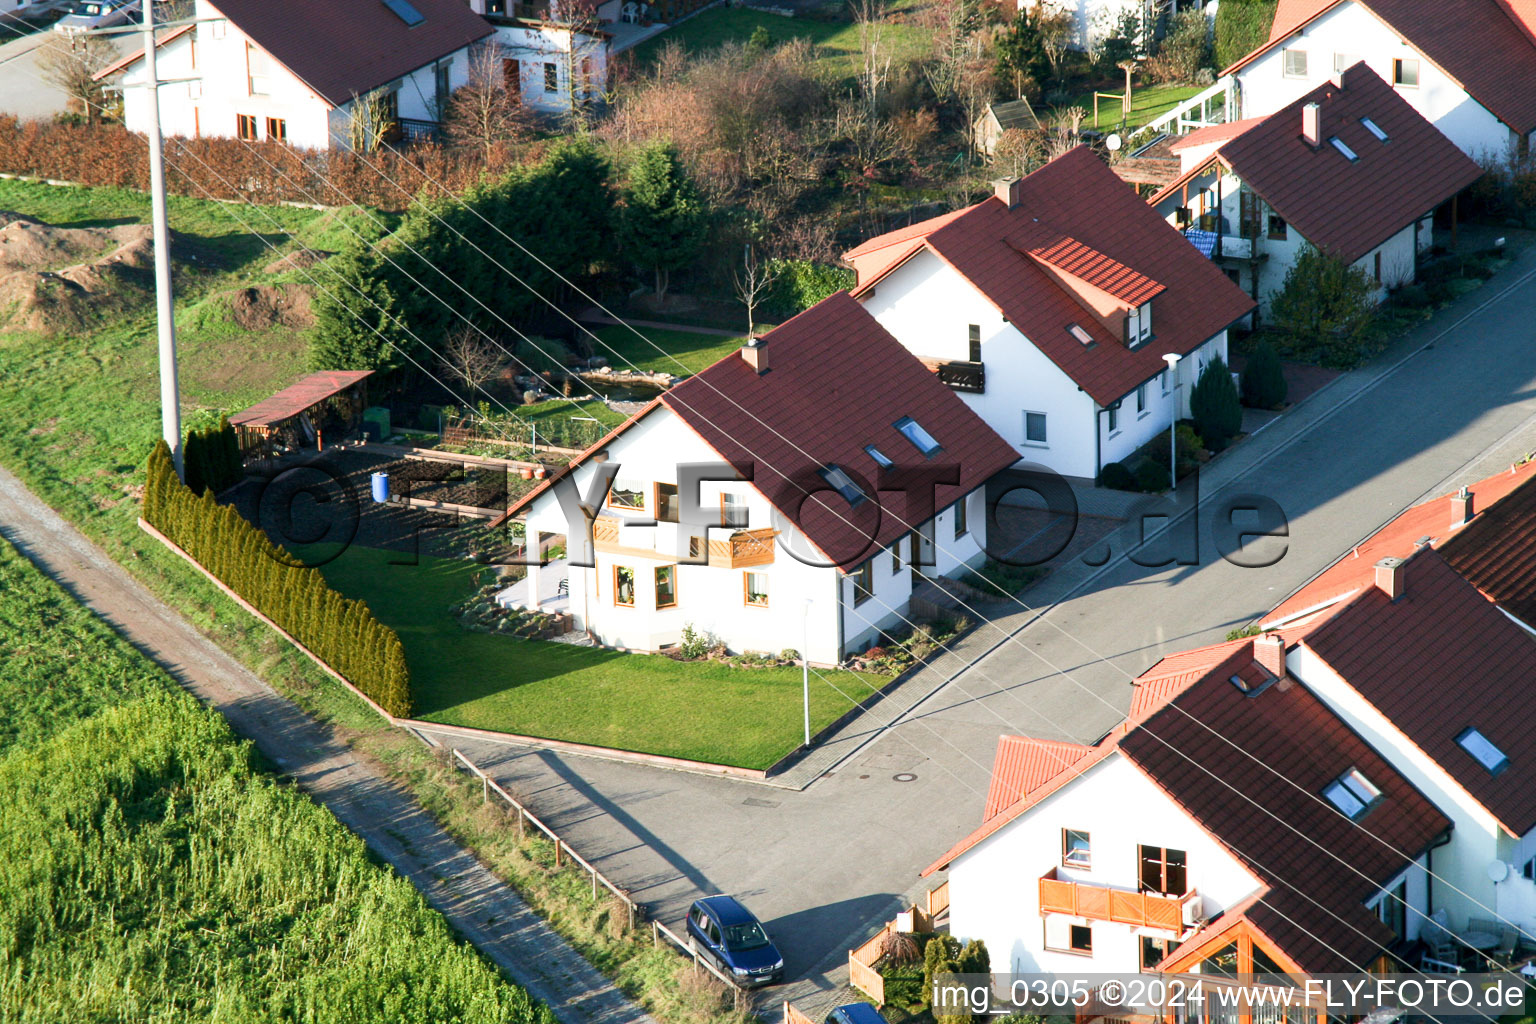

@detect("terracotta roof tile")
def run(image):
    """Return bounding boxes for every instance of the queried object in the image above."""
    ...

[206,0,494,108]
[847,147,1255,407]
[1303,549,1536,836]
[1024,232,1166,306]
[983,736,1096,820]
[1213,64,1483,264]
[1167,117,1266,152]
[1441,471,1536,627]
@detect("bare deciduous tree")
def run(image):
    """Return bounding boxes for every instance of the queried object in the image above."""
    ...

[732,243,779,337]
[346,88,396,152]
[852,0,890,114]
[37,34,117,122]
[991,127,1046,178]
[442,326,507,398]
[1045,105,1086,161]
[443,40,530,161]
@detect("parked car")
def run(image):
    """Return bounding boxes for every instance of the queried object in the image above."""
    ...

[55,0,141,33]
[685,895,784,986]
[827,1005,889,1024]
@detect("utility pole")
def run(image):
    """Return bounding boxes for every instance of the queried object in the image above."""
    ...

[142,0,184,479]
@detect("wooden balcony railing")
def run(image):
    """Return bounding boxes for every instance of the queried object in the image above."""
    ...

[592,515,776,568]
[1039,868,1195,933]
[935,359,985,394]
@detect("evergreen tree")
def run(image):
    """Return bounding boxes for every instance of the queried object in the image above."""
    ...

[1191,356,1243,451]
[1240,339,1288,409]
[183,429,205,496]
[618,141,707,305]
[994,8,1049,99]
[309,240,413,372]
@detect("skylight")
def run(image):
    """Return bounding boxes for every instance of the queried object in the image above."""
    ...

[864,445,894,469]
[893,416,941,455]
[1360,117,1389,142]
[382,0,426,26]
[1457,728,1509,773]
[1323,768,1381,820]
[1068,323,1094,346]
[1329,136,1359,162]
[818,465,866,506]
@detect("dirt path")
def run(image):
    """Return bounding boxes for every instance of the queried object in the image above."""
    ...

[0,462,654,1024]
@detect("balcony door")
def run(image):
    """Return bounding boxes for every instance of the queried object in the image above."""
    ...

[1138,845,1187,896]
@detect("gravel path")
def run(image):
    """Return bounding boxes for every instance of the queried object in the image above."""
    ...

[0,462,655,1024]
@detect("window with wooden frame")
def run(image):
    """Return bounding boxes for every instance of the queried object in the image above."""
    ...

[1393,58,1419,88]
[1267,212,1288,240]
[720,491,746,528]
[1062,828,1090,867]
[655,483,679,523]
[608,481,645,511]
[1141,936,1174,970]
[1138,845,1187,896]
[851,559,874,606]
[613,565,635,607]
[891,537,902,574]
[953,496,968,539]
[654,566,676,608]
[543,61,558,93]
[246,41,273,95]
[744,572,769,607]
[265,117,286,143]
[1043,918,1094,956]
[235,114,257,140]
[1239,189,1261,239]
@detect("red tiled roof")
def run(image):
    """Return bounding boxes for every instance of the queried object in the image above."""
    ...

[1229,0,1536,134]
[1167,117,1266,152]
[1024,233,1166,306]
[983,736,1096,820]
[1441,470,1536,627]
[1121,646,1451,975]
[229,370,373,427]
[1212,63,1483,265]
[93,25,194,82]
[206,0,494,108]
[1265,460,1536,624]
[660,293,1021,572]
[1303,549,1536,836]
[845,147,1255,407]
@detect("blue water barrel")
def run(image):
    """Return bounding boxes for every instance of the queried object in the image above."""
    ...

[370,471,390,503]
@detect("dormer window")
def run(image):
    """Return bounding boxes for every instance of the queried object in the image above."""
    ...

[1126,302,1152,346]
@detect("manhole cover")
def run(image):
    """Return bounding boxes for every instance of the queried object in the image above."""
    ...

[892,772,918,782]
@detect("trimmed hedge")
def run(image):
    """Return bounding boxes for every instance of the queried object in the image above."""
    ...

[1214,0,1277,70]
[143,440,412,716]
[182,415,242,497]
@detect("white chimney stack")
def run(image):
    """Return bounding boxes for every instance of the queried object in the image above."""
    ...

[1254,634,1286,678]
[993,177,1019,208]
[1375,556,1405,600]
[1451,486,1475,529]
[1302,102,1321,147]
[741,335,768,374]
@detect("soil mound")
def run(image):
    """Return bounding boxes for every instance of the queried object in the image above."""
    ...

[227,282,315,330]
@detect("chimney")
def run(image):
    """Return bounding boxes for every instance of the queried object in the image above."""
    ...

[1254,634,1286,678]
[1301,102,1321,147]
[741,335,768,374]
[1451,485,1475,529]
[1375,556,1405,600]
[993,177,1020,208]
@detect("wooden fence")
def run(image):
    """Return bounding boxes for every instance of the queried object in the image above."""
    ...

[785,1002,818,1024]
[651,918,749,1010]
[848,882,952,1005]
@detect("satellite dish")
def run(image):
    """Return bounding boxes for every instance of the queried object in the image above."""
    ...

[1489,860,1511,883]
[1106,133,1123,152]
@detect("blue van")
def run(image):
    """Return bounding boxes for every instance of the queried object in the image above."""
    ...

[685,895,785,986]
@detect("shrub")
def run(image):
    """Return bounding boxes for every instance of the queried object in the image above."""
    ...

[679,623,710,659]
[764,259,856,318]
[923,935,964,1006]
[1176,423,1205,460]
[780,648,801,662]
[1214,0,1277,70]
[1190,356,1242,450]
[1134,457,1171,492]
[1100,461,1137,490]
[142,441,413,717]
[1240,339,1288,409]
[181,416,242,496]
[1269,245,1379,367]
[1226,623,1263,641]
[1394,283,1430,309]
[1147,9,1210,84]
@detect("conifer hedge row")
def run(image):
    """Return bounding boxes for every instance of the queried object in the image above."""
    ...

[183,416,242,497]
[143,440,413,717]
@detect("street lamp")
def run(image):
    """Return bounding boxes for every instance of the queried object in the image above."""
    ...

[802,597,813,748]
[1162,353,1183,493]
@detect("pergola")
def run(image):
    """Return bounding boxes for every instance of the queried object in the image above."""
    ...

[230,370,374,461]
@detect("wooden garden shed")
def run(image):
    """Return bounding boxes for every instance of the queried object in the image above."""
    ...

[230,370,374,460]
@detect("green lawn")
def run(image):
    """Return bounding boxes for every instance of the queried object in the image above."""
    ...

[1057,82,1204,131]
[588,325,745,377]
[304,543,880,770]
[632,4,931,80]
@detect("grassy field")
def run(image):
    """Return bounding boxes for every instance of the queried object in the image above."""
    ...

[302,544,880,770]
[587,325,745,377]
[1056,82,1204,131]
[0,537,553,1021]
[631,3,932,79]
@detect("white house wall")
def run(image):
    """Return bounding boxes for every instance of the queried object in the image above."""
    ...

[857,248,1104,479]
[1235,1,1521,159]
[121,32,200,140]
[1289,643,1501,933]
[1020,0,1147,53]
[945,751,1264,975]
[493,24,609,112]
[1098,332,1224,469]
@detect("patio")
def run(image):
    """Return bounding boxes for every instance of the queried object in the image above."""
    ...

[496,557,570,616]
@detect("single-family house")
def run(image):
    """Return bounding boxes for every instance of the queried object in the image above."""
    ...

[1149,63,1483,318]
[99,0,495,149]
[465,0,616,112]
[973,98,1041,157]
[490,293,1020,665]
[843,146,1255,483]
[1016,0,1208,54]
[922,631,1450,977]
[1224,0,1536,159]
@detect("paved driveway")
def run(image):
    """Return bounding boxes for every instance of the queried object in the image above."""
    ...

[0,10,136,120]
[426,245,1536,1014]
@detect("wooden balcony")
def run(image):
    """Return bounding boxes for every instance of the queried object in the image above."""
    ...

[1039,868,1195,933]
[919,357,985,394]
[592,515,775,568]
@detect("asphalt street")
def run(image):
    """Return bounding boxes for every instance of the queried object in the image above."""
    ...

[426,241,1536,1015]
[0,11,136,120]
